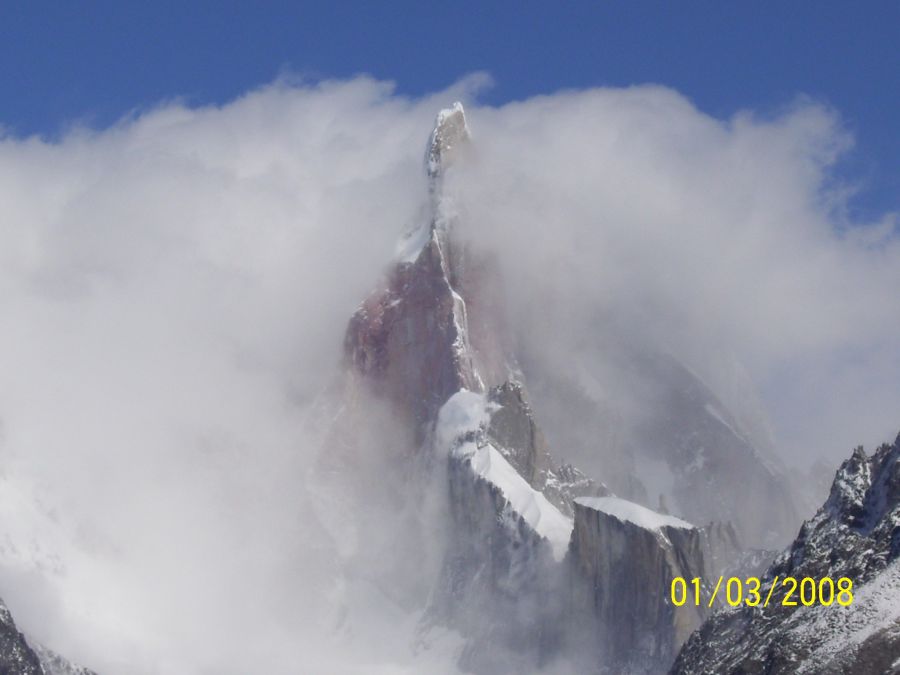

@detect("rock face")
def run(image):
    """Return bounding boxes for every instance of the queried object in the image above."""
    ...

[671,433,900,675]
[485,381,547,486]
[34,645,98,675]
[342,212,483,444]
[0,597,95,675]
[568,497,708,674]
[0,598,43,675]
[484,381,606,514]
[426,102,470,181]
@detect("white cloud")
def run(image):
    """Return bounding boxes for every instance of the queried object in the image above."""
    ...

[448,86,900,463]
[0,75,896,672]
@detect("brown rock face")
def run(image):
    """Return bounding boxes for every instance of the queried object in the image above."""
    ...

[344,228,483,443]
[339,101,519,450]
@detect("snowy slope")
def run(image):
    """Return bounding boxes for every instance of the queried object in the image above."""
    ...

[438,391,573,561]
[672,433,900,674]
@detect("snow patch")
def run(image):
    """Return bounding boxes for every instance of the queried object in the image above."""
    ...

[435,390,492,452]
[795,560,900,673]
[457,441,573,561]
[576,496,694,532]
[436,390,573,561]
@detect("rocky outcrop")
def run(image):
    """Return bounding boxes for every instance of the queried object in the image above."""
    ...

[671,432,900,674]
[568,497,708,673]
[34,645,98,675]
[0,597,96,675]
[426,102,469,181]
[485,381,548,486]
[343,224,483,443]
[484,381,606,515]
[0,598,43,675]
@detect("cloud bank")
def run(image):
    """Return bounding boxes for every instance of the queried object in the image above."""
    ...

[0,75,897,672]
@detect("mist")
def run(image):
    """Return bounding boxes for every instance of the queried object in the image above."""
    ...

[446,87,900,466]
[0,75,898,672]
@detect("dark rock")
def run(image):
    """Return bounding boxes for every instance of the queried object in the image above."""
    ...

[0,599,42,675]
[671,433,900,675]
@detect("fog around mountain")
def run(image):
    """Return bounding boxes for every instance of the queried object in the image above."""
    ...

[0,75,898,673]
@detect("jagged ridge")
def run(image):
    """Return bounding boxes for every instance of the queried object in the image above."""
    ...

[671,433,900,674]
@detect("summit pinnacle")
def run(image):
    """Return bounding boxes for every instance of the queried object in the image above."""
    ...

[426,101,470,179]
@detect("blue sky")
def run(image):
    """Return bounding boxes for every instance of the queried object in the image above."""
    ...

[1,2,897,219]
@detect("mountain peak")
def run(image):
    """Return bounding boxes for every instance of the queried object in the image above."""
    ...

[426,101,470,179]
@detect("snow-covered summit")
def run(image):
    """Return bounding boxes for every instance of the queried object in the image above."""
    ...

[394,102,470,264]
[426,101,470,179]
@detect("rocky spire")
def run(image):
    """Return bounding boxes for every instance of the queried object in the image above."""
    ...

[426,101,470,181]
[341,102,483,441]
